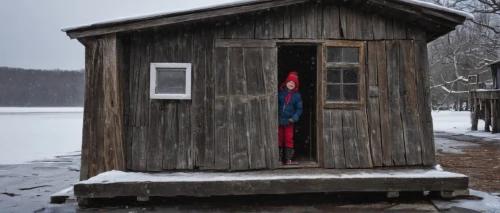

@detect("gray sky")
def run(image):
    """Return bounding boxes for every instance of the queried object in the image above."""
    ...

[0,0,235,70]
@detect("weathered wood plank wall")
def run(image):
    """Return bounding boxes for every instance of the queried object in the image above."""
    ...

[81,0,437,178]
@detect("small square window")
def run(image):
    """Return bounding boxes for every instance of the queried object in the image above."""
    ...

[150,63,191,99]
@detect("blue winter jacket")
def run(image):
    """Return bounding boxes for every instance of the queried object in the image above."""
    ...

[278,88,303,126]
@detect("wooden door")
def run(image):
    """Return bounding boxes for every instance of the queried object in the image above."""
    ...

[213,45,279,171]
[320,41,373,169]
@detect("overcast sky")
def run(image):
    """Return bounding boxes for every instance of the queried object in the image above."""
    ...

[0,0,236,70]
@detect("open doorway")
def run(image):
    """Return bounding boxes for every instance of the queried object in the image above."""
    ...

[277,45,318,166]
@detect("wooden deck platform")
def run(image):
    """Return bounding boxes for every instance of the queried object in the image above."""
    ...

[74,168,468,199]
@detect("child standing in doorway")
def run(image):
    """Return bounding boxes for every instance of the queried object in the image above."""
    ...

[278,71,303,165]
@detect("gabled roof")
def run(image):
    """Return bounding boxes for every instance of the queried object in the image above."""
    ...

[62,0,473,42]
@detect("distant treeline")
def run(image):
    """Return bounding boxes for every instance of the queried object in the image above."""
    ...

[0,67,85,107]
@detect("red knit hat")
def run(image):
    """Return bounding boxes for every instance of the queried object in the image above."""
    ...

[285,71,299,90]
[280,71,299,104]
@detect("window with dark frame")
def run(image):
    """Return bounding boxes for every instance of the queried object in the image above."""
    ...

[325,47,361,103]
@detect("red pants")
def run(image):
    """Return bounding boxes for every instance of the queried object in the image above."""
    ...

[278,125,294,148]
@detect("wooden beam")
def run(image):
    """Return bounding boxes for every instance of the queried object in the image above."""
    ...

[471,98,479,131]
[74,169,469,199]
[66,0,309,39]
[215,39,276,48]
[492,100,499,133]
[485,100,491,132]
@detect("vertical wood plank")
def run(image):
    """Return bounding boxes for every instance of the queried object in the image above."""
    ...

[191,26,207,168]
[214,47,230,170]
[291,3,307,38]
[322,3,341,39]
[366,42,383,167]
[355,110,373,168]
[245,48,266,169]
[120,36,132,172]
[255,7,285,39]
[399,40,422,165]
[414,41,436,165]
[179,25,193,169]
[339,7,350,39]
[393,21,407,39]
[81,39,103,180]
[146,31,164,172]
[323,110,344,168]
[372,15,386,40]
[342,110,360,168]
[131,126,147,171]
[176,101,191,169]
[386,40,406,166]
[225,14,255,39]
[203,26,216,170]
[130,34,150,172]
[262,48,279,169]
[323,110,334,168]
[375,41,391,166]
[146,101,164,171]
[305,1,320,39]
[284,6,292,38]
[162,103,178,170]
[229,47,250,171]
[385,19,394,40]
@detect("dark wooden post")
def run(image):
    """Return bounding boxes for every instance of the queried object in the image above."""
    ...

[492,100,498,133]
[471,98,479,131]
[485,100,491,132]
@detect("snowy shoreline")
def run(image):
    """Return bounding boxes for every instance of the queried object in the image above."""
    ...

[0,107,83,114]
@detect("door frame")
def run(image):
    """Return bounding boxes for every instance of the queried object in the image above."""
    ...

[276,42,323,167]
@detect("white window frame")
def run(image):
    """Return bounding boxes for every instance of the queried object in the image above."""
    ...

[150,63,192,100]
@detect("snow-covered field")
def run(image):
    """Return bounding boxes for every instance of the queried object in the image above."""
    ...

[432,110,500,139]
[0,107,83,164]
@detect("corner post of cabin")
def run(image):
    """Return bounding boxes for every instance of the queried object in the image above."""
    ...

[471,98,479,131]
[492,99,499,133]
[485,99,491,132]
[101,33,126,173]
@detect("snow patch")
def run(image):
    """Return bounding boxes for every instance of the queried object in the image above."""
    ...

[432,111,500,140]
[398,0,474,19]
[80,169,466,185]
[0,107,83,113]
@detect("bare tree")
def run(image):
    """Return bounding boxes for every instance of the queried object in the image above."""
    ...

[427,0,500,110]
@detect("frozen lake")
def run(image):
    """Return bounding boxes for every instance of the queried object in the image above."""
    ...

[0,108,83,164]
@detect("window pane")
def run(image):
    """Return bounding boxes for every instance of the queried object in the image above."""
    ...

[327,47,342,62]
[343,85,358,101]
[327,68,341,83]
[156,68,186,94]
[326,85,341,101]
[343,48,359,63]
[343,69,358,83]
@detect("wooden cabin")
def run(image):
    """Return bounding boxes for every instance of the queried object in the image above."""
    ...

[470,60,500,133]
[62,0,471,204]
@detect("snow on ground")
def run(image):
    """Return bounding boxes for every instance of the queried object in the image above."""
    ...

[0,107,83,113]
[432,110,500,140]
[0,107,83,164]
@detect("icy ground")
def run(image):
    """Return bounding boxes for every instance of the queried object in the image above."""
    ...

[0,109,499,212]
[432,110,500,140]
[0,108,83,164]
